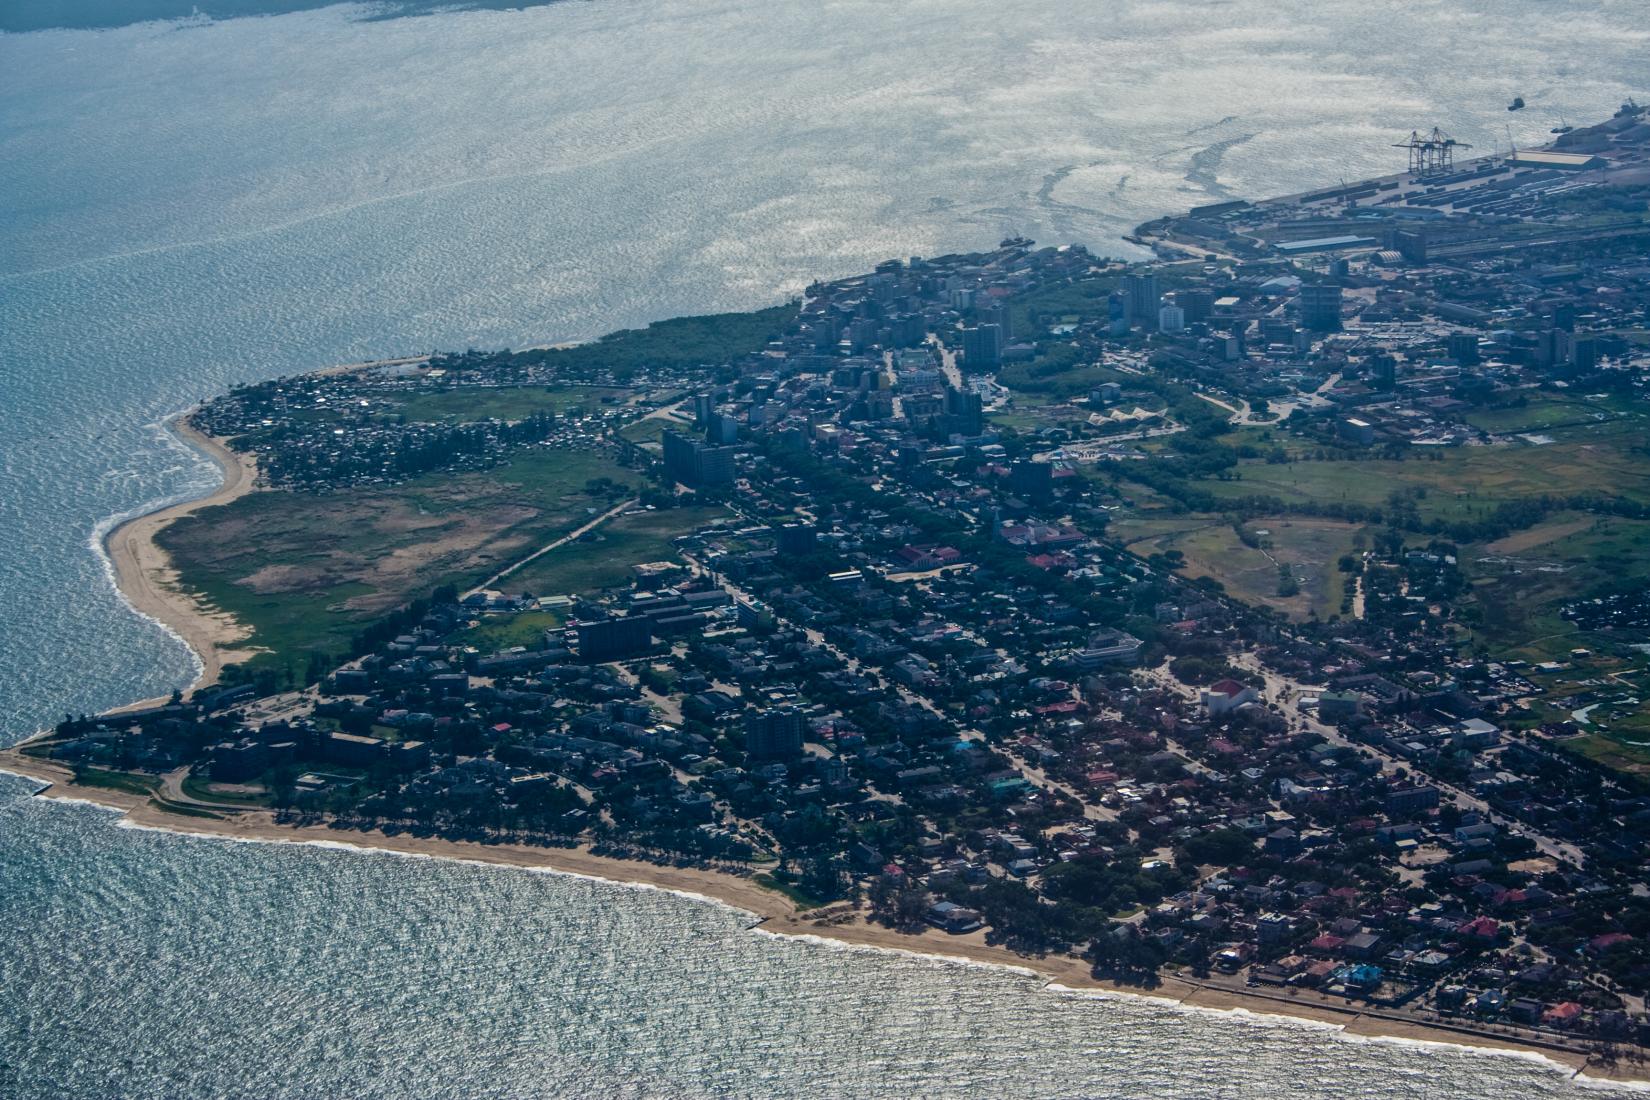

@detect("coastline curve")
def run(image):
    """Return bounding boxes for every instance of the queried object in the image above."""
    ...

[95,412,260,712]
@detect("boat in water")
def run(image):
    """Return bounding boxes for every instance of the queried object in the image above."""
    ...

[1508,96,1525,111]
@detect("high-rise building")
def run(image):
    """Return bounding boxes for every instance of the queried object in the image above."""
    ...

[1008,460,1054,501]
[1369,353,1398,391]
[1108,291,1130,336]
[773,523,818,556]
[1299,283,1344,331]
[961,324,1003,369]
[662,430,695,484]
[1537,328,1571,369]
[745,706,807,759]
[945,387,985,436]
[1446,332,1480,366]
[576,616,653,662]
[1126,273,1160,323]
[979,300,1014,341]
[662,430,737,487]
[1158,303,1186,333]
[1178,288,1214,325]
[1570,334,1598,373]
[697,444,736,486]
[707,411,740,444]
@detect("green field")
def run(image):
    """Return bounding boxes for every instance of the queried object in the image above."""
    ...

[159,448,641,682]
[997,354,1132,401]
[1462,391,1636,435]
[1199,423,1650,524]
[505,506,732,598]
[70,767,160,797]
[180,773,275,806]
[989,407,1047,432]
[452,610,565,653]
[1464,514,1650,661]
[393,385,630,424]
[620,413,693,446]
[1562,731,1650,780]
[1114,514,1365,621]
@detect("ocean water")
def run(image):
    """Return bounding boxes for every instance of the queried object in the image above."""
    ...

[2,1,1648,1094]
[1,771,1643,1099]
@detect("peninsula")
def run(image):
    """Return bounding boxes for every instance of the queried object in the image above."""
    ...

[9,101,1650,1083]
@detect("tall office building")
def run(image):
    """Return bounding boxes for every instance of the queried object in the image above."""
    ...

[1158,303,1186,333]
[707,411,740,444]
[1570,334,1598,373]
[1446,332,1480,366]
[961,323,1004,369]
[773,523,818,556]
[945,386,985,436]
[1178,288,1214,325]
[1537,328,1571,369]
[662,430,737,488]
[1126,273,1160,323]
[1008,460,1054,501]
[1299,283,1344,332]
[979,300,1014,341]
[1108,291,1130,336]
[745,706,807,759]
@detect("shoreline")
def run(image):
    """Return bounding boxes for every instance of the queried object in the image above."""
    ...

[3,749,1645,1088]
[92,346,591,712]
[39,122,1650,1087]
[99,413,261,711]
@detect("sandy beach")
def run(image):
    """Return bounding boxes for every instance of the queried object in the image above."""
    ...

[101,415,260,709]
[44,371,1646,1090]
[4,748,1644,1088]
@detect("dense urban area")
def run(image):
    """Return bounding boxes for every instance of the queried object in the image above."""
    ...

[25,103,1650,1061]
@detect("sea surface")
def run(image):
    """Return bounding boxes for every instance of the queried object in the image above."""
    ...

[2,1,1648,1095]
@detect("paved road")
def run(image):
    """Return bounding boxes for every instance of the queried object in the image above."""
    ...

[465,498,637,598]
[1208,654,1586,868]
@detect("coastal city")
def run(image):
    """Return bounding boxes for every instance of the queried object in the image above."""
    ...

[13,102,1650,1075]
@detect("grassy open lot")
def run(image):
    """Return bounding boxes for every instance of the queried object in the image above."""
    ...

[1462,391,1630,435]
[1464,514,1650,661]
[452,610,565,653]
[1114,514,1364,621]
[989,407,1047,432]
[1200,423,1650,523]
[180,773,274,806]
[1007,277,1119,333]
[1562,730,1650,780]
[70,768,160,797]
[159,448,640,679]
[997,355,1132,401]
[393,385,630,424]
[1109,515,1210,546]
[505,506,732,598]
[620,412,693,446]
